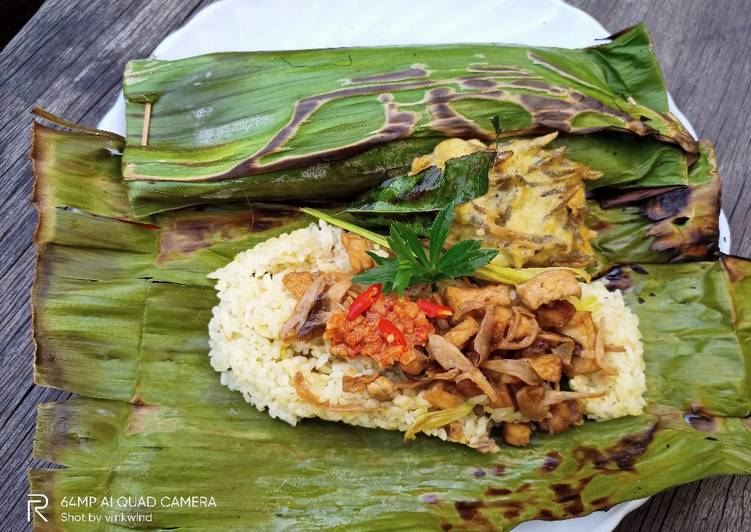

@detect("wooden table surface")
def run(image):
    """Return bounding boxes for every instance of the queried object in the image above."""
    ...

[1,0,749,530]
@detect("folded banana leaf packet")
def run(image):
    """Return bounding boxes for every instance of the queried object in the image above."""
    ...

[30,23,751,531]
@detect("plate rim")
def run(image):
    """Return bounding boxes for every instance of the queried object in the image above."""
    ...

[93,1,728,529]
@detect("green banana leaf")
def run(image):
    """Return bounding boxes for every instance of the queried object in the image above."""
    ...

[590,140,720,266]
[29,114,751,530]
[347,152,492,215]
[120,24,698,216]
[124,133,691,217]
[345,151,491,233]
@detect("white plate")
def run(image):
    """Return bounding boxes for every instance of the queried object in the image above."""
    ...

[96,1,730,529]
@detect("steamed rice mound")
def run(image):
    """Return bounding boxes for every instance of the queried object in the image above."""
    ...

[208,221,646,448]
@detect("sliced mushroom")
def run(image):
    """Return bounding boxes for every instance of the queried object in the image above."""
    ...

[445,285,512,320]
[279,275,328,339]
[283,271,320,299]
[366,376,397,401]
[283,270,349,299]
[426,334,499,404]
[516,270,581,310]
[543,390,604,405]
[535,299,576,328]
[567,356,601,376]
[473,306,495,365]
[594,317,617,375]
[397,368,461,390]
[294,372,381,412]
[550,338,576,367]
[537,400,582,434]
[519,338,551,358]
[495,307,539,350]
[558,311,596,354]
[452,300,485,323]
[342,374,379,393]
[326,277,353,303]
[296,302,330,337]
[455,376,484,398]
[481,358,541,385]
[470,436,501,454]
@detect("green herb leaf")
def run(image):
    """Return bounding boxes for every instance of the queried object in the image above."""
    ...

[429,204,454,265]
[352,203,498,292]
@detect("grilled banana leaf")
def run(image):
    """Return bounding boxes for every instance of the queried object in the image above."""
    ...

[30,115,751,531]
[348,151,492,215]
[590,140,720,266]
[121,24,697,215]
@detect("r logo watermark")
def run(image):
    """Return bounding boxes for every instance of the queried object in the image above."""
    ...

[27,494,49,523]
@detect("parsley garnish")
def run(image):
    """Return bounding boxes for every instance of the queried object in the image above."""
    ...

[352,204,498,293]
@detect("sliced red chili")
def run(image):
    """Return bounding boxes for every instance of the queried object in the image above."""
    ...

[417,298,453,318]
[378,318,407,346]
[347,283,382,321]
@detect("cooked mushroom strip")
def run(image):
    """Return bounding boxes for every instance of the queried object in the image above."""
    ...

[594,317,617,375]
[537,400,582,434]
[445,285,512,320]
[398,368,462,390]
[427,334,500,404]
[282,271,320,299]
[294,372,382,412]
[342,374,379,393]
[279,275,328,339]
[424,382,462,409]
[283,271,350,299]
[516,270,581,310]
[481,359,541,385]
[452,300,485,322]
[519,338,550,358]
[496,307,539,350]
[514,385,549,420]
[551,345,574,367]
[442,316,479,347]
[567,357,601,376]
[297,305,331,337]
[473,306,495,365]
[492,305,513,334]
[366,376,397,401]
[523,354,563,383]
[402,348,429,376]
[455,377,484,399]
[341,232,376,273]
[543,390,604,405]
[558,310,596,355]
[503,422,533,447]
[471,436,501,454]
[326,277,353,303]
[535,299,576,328]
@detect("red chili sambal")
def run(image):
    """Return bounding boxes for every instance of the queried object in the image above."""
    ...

[325,293,433,367]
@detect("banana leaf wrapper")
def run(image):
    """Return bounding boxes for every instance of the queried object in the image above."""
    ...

[121,24,699,215]
[29,117,751,530]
